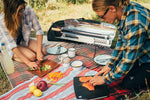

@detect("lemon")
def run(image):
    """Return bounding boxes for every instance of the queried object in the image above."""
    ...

[33,89,42,97]
[29,85,37,93]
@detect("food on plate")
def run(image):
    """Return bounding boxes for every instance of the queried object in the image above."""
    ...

[82,81,95,91]
[71,60,83,67]
[29,85,37,93]
[47,71,63,81]
[37,80,48,91]
[33,89,42,97]
[79,76,93,82]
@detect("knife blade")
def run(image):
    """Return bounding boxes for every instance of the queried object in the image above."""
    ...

[39,60,42,72]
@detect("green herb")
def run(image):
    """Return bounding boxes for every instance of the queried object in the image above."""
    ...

[29,67,33,71]
[40,67,44,70]
[48,83,66,86]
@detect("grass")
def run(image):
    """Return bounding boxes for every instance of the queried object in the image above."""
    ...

[35,2,96,32]
[0,1,150,99]
[0,64,12,95]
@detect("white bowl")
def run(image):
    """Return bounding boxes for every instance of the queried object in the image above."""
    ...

[71,60,83,71]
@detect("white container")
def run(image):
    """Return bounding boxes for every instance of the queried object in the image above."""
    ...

[71,60,83,71]
[68,48,75,58]
[58,54,68,62]
[62,57,71,68]
[1,43,14,74]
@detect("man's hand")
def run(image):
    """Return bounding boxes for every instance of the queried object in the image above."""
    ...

[89,76,105,86]
[89,66,111,86]
[95,65,111,76]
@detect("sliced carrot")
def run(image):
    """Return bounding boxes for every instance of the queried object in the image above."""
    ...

[79,76,93,82]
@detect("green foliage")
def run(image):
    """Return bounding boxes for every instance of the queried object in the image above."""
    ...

[25,0,49,10]
[0,0,3,12]
[64,0,90,4]
[0,64,12,95]
[131,0,150,3]
[25,0,91,9]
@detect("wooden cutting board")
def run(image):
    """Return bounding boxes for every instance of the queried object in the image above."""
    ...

[73,76,109,99]
[28,59,60,77]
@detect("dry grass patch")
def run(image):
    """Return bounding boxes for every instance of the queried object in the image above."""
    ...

[36,3,96,32]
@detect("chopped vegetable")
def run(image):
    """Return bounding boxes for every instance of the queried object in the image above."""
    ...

[29,67,34,71]
[43,65,51,71]
[29,64,51,71]
[29,67,37,71]
[47,71,63,81]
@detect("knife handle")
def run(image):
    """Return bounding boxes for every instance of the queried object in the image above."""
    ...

[51,28,61,32]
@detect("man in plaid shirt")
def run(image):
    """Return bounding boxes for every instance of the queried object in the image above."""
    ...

[90,0,150,89]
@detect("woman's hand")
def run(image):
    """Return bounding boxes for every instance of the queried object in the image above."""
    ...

[95,65,111,76]
[27,61,39,70]
[89,76,105,86]
[36,51,44,61]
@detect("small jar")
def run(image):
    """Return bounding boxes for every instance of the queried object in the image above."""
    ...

[68,48,75,58]
[62,57,71,67]
[58,54,68,62]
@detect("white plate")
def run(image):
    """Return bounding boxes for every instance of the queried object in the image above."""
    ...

[94,54,111,65]
[47,46,67,55]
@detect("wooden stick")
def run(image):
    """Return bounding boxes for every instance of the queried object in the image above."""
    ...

[51,28,61,32]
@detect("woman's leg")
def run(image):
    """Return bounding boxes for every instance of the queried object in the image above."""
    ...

[28,39,47,55]
[13,46,36,63]
[13,39,47,63]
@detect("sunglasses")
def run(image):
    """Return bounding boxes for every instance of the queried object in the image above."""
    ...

[98,8,109,19]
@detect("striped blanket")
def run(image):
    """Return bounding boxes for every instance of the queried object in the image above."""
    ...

[0,64,99,100]
[1,42,145,100]
[3,42,112,88]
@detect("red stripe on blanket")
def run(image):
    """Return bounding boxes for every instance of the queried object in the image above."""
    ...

[18,93,33,100]
[0,66,62,100]
[92,67,101,72]
[17,67,73,100]
[61,93,76,100]
[87,53,95,58]
[39,68,91,100]
[103,96,116,100]
[0,77,41,100]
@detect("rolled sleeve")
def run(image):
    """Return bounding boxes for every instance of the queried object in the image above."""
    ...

[107,34,124,69]
[30,7,44,35]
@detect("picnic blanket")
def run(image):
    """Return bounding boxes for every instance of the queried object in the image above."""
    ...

[0,64,99,100]
[0,64,148,100]
[2,42,112,88]
[0,41,148,99]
